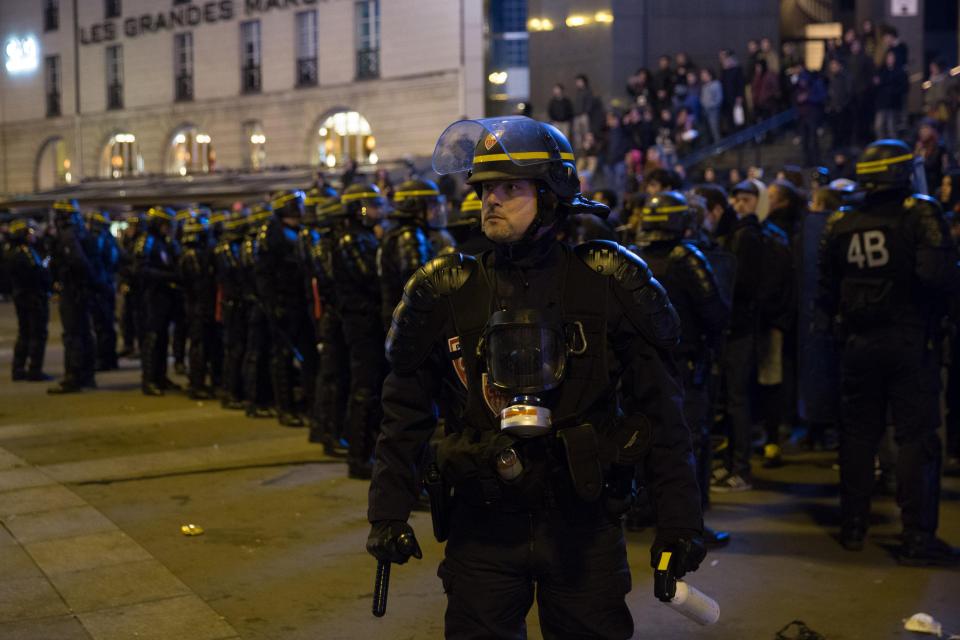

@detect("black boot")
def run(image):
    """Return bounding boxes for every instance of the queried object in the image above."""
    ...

[25,371,53,382]
[12,369,26,381]
[840,518,867,551]
[703,526,731,549]
[898,532,960,567]
[48,380,83,394]
[142,383,165,396]
[278,412,305,427]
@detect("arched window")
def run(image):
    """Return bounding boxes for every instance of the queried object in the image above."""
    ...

[314,110,377,169]
[100,132,143,179]
[166,125,215,175]
[35,136,72,191]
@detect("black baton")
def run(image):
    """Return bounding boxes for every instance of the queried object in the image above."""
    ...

[372,559,390,617]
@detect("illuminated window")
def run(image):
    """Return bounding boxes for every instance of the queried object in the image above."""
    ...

[100,132,142,179]
[315,110,376,168]
[35,137,72,191]
[167,125,215,175]
[244,121,266,171]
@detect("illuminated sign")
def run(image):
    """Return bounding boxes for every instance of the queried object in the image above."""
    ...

[4,36,39,74]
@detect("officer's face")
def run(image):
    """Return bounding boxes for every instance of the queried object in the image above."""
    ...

[732,193,758,217]
[481,180,538,244]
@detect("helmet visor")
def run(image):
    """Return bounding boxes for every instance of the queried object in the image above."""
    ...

[432,116,568,175]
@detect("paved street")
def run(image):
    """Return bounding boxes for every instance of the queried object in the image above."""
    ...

[0,301,958,640]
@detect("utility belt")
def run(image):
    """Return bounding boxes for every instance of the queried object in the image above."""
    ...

[424,415,649,542]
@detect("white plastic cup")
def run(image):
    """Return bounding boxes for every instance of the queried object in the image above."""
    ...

[667,581,720,626]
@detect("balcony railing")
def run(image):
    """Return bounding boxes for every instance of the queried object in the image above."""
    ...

[46,91,61,117]
[242,65,261,93]
[356,48,379,80]
[175,73,193,102]
[107,83,123,110]
[296,58,318,87]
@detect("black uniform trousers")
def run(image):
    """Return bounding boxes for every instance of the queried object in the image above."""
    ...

[341,313,385,464]
[141,288,176,388]
[243,304,273,408]
[312,310,349,439]
[187,309,223,392]
[172,290,187,366]
[90,282,118,368]
[946,334,960,460]
[12,293,48,376]
[59,291,95,385]
[269,303,317,415]
[439,503,633,640]
[121,286,140,352]
[840,326,942,534]
[221,300,248,403]
[681,356,712,509]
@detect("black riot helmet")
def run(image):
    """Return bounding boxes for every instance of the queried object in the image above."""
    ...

[248,203,273,236]
[636,191,691,244]
[86,210,110,232]
[341,182,385,227]
[432,116,609,240]
[146,206,176,234]
[315,196,343,228]
[52,199,83,229]
[271,190,305,220]
[460,190,482,218]
[392,178,447,227]
[8,218,35,243]
[223,212,248,241]
[855,139,916,192]
[181,217,210,246]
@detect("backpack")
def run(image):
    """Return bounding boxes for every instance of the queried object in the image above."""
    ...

[757,220,796,331]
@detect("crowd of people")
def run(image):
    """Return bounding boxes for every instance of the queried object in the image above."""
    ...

[545,21,960,202]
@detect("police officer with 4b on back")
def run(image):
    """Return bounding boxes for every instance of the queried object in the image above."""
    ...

[818,139,960,566]
[367,117,705,638]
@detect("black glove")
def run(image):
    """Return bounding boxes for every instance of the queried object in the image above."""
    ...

[650,528,706,579]
[366,520,423,565]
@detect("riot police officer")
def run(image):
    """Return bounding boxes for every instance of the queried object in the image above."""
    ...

[241,205,275,418]
[333,182,387,478]
[255,191,317,427]
[48,200,97,394]
[86,211,121,371]
[179,217,221,399]
[818,139,960,565]
[135,207,181,396]
[634,191,732,547]
[367,117,704,638]
[117,213,144,358]
[171,209,192,376]
[7,219,52,382]
[299,193,349,454]
[215,213,249,410]
[378,179,455,330]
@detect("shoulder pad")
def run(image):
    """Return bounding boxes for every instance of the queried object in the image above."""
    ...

[386,252,477,373]
[903,193,943,217]
[574,240,680,349]
[825,209,846,229]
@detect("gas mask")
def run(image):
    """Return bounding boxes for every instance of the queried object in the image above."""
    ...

[479,308,586,437]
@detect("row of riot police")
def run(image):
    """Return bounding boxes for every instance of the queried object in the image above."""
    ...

[4,200,122,393]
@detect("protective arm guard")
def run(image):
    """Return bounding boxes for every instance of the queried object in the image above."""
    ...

[908,195,960,294]
[385,252,476,374]
[394,228,433,287]
[673,243,731,342]
[337,231,378,284]
[574,240,680,350]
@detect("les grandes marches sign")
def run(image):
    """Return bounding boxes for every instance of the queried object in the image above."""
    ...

[79,0,336,45]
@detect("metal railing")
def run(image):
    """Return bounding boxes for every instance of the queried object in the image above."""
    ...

[356,48,379,80]
[297,58,318,86]
[678,108,798,170]
[46,91,61,117]
[107,83,123,110]
[242,65,261,93]
[175,73,193,102]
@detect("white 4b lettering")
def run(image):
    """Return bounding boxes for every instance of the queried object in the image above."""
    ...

[846,230,889,269]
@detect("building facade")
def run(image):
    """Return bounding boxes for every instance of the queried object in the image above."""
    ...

[0,0,485,196]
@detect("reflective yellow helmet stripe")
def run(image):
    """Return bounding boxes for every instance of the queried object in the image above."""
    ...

[643,205,687,214]
[642,214,671,222]
[393,189,440,200]
[855,152,914,173]
[9,220,29,233]
[271,192,300,209]
[461,200,482,212]
[341,191,381,202]
[473,151,575,163]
